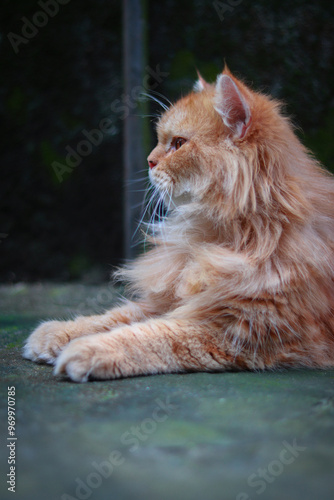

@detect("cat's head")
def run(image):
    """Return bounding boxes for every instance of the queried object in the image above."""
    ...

[147,66,295,220]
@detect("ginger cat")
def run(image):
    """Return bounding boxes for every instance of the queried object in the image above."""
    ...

[23,66,334,382]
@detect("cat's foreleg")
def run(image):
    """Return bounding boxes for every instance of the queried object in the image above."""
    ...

[54,318,236,382]
[23,301,151,365]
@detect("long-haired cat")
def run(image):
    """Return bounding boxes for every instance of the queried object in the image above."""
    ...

[23,66,334,382]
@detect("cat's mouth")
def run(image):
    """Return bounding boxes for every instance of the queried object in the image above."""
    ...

[149,168,194,207]
[149,168,172,193]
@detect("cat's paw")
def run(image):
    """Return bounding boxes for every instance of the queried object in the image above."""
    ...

[54,335,115,382]
[23,320,73,364]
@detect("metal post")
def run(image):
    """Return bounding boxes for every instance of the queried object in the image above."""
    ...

[123,0,148,261]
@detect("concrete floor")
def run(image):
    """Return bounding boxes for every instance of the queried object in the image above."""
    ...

[1,284,334,500]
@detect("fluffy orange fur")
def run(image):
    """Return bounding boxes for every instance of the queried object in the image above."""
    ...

[23,66,334,381]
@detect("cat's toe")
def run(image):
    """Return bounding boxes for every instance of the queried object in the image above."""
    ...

[22,340,39,362]
[22,338,57,364]
[54,336,115,382]
[54,339,94,382]
[22,320,69,364]
[54,359,91,383]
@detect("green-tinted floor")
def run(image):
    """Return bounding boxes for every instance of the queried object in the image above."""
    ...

[1,284,334,500]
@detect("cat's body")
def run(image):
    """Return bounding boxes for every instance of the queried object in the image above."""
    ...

[23,66,334,381]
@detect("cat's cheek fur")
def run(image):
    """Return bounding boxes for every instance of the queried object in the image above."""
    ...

[152,151,207,201]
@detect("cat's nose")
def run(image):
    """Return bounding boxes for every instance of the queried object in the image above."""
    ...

[148,160,157,169]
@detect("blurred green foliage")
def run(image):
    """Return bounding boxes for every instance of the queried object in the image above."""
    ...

[0,0,333,282]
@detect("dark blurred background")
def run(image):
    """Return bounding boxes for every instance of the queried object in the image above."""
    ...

[1,0,333,283]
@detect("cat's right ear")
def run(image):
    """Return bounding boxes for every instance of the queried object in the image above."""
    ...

[214,74,252,139]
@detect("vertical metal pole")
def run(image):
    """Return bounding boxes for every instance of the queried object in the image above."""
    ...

[123,0,148,261]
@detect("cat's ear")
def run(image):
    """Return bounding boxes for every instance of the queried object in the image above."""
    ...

[193,70,210,92]
[215,74,251,139]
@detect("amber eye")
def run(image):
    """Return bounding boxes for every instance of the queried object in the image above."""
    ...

[173,137,187,151]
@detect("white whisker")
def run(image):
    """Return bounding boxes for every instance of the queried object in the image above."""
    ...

[148,89,173,108]
[140,92,170,112]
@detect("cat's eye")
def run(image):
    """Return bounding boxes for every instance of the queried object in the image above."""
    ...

[173,137,187,151]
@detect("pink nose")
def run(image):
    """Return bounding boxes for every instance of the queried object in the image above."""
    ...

[148,160,157,169]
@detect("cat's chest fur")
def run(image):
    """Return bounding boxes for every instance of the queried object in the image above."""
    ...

[137,223,250,310]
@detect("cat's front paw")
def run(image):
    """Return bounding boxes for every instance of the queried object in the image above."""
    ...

[23,320,73,364]
[54,335,116,382]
